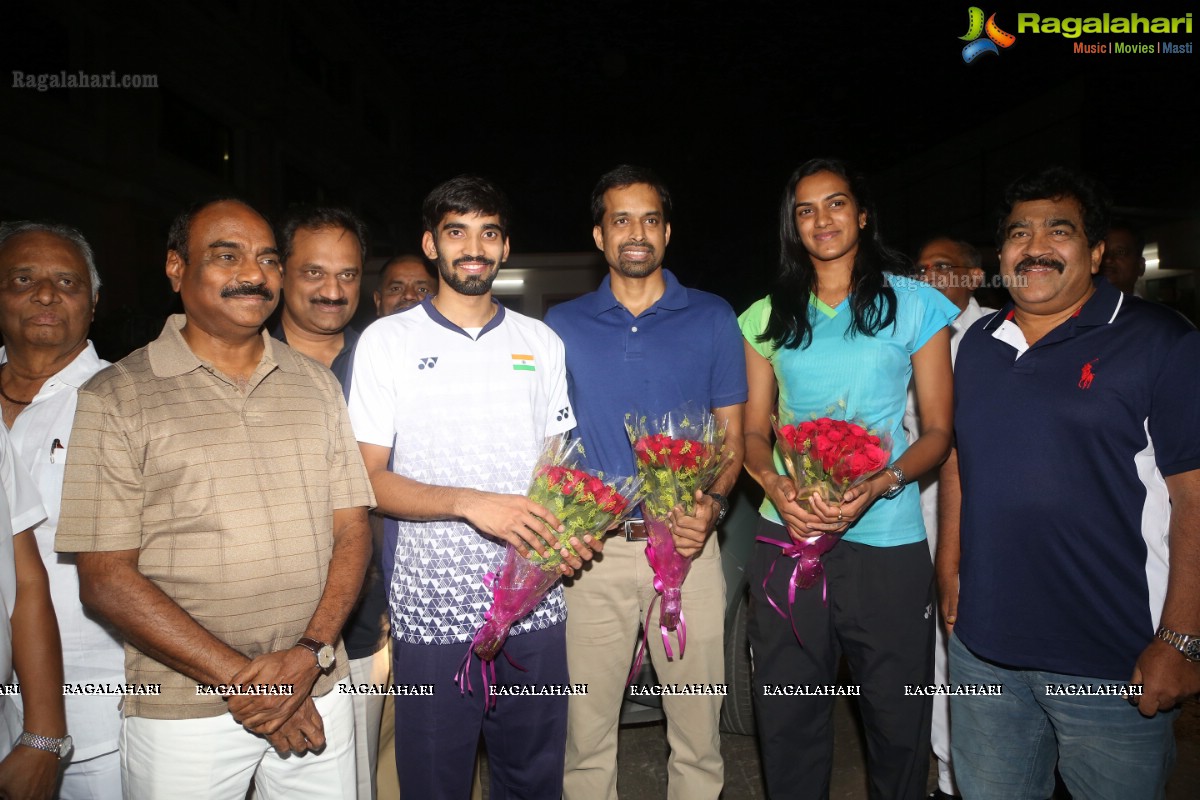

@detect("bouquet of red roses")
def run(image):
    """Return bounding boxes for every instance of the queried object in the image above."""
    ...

[774,414,891,511]
[457,438,642,700]
[625,404,728,666]
[756,407,891,642]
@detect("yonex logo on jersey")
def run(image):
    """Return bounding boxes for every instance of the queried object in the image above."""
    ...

[512,353,536,372]
[1078,358,1098,389]
[556,407,571,422]
[418,357,438,370]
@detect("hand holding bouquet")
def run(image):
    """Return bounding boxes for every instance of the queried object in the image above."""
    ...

[774,414,890,514]
[757,407,891,643]
[460,437,642,693]
[626,403,729,664]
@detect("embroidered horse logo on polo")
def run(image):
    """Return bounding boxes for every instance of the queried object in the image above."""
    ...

[1078,358,1099,389]
[418,356,438,370]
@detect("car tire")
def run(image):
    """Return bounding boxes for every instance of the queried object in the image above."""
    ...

[720,583,755,735]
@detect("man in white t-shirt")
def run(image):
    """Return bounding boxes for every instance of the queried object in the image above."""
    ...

[905,235,995,800]
[0,420,62,799]
[349,175,599,799]
[0,220,123,799]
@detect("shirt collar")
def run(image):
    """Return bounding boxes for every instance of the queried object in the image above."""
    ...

[983,276,1122,333]
[0,341,106,399]
[148,314,302,377]
[586,268,689,317]
[421,295,507,338]
[270,321,360,359]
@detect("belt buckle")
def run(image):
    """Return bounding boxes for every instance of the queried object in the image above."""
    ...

[624,518,647,542]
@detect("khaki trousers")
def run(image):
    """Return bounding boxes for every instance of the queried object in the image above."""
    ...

[563,532,725,800]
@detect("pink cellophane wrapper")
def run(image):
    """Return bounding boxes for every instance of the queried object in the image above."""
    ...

[757,406,891,643]
[625,403,728,670]
[456,437,643,703]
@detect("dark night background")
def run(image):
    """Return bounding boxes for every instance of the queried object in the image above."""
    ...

[2,0,1197,359]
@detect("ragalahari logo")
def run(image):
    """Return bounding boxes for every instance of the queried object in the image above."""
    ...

[960,7,1017,62]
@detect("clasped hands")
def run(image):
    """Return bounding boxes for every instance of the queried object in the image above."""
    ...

[763,474,884,544]
[225,648,324,755]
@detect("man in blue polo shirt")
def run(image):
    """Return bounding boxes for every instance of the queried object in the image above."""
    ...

[545,165,746,800]
[938,167,1200,800]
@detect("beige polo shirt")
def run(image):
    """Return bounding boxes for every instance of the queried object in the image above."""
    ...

[56,315,374,720]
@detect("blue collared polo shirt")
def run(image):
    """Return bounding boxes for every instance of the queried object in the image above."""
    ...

[954,277,1200,680]
[544,269,747,478]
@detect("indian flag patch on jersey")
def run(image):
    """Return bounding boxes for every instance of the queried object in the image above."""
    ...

[511,353,536,371]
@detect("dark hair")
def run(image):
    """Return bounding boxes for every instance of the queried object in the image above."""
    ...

[590,165,673,226]
[760,158,905,350]
[380,254,436,281]
[0,220,102,297]
[1106,218,1146,257]
[166,196,263,264]
[421,175,512,237]
[995,167,1111,249]
[277,206,368,265]
[917,235,982,269]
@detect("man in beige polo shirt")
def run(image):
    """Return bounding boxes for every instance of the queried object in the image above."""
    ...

[55,199,374,800]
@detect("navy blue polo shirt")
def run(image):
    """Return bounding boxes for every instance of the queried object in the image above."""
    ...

[270,323,360,400]
[544,269,747,478]
[272,323,387,659]
[954,278,1200,680]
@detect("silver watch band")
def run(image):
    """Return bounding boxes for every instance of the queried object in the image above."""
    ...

[17,731,68,757]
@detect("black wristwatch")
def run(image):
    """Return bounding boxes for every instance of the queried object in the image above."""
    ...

[1155,626,1200,662]
[706,492,730,525]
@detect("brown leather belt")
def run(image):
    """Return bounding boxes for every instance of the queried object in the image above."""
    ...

[624,519,648,542]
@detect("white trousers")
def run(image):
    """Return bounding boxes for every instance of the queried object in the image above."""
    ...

[348,648,390,799]
[61,749,122,800]
[928,530,959,796]
[120,678,355,800]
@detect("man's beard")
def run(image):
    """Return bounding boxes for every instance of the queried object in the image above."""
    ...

[614,243,661,278]
[437,255,499,296]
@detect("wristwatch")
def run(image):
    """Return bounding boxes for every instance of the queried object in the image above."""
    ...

[880,464,906,499]
[705,491,730,525]
[17,731,73,760]
[295,637,337,671]
[1155,626,1200,662]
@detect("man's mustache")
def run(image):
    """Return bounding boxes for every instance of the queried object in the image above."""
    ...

[453,256,496,269]
[1015,257,1065,273]
[221,283,275,300]
[311,297,348,307]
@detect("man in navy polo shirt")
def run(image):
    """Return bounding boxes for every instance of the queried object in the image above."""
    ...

[545,165,746,800]
[938,167,1200,800]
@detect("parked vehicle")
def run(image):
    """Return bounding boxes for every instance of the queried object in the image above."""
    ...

[622,475,761,736]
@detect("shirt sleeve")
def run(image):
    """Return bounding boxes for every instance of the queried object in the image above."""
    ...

[318,366,376,511]
[347,325,397,448]
[543,328,575,438]
[55,382,145,552]
[737,296,776,361]
[904,278,960,354]
[711,303,749,408]
[1,428,46,536]
[1149,327,1200,477]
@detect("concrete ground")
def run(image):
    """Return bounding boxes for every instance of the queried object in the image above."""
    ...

[611,697,1200,799]
[481,695,1200,798]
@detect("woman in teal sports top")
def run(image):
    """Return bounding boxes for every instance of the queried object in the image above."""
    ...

[738,158,957,800]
